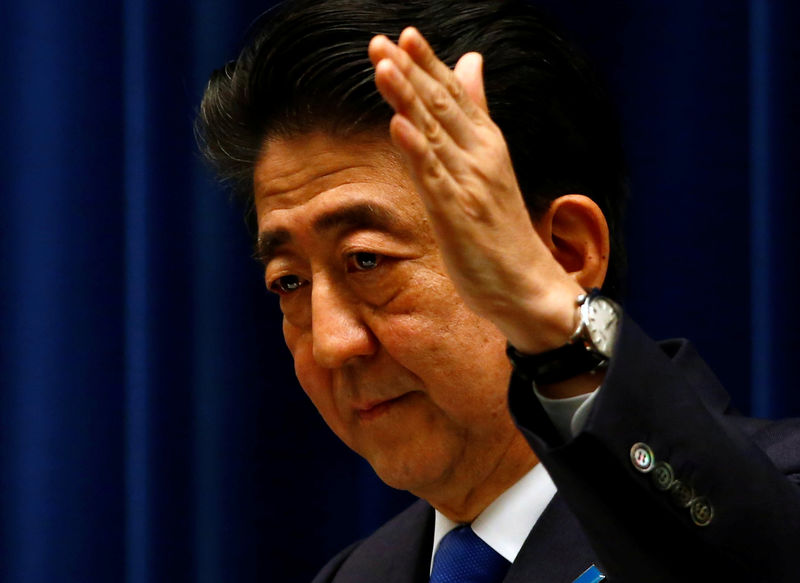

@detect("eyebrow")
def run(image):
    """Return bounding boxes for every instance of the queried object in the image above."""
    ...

[254,202,400,264]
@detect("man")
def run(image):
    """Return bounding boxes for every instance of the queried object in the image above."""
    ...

[196,0,800,581]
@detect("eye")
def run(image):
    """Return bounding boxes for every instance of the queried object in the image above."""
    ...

[269,274,306,295]
[348,252,381,272]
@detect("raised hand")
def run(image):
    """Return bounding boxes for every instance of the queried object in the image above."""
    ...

[368,27,583,354]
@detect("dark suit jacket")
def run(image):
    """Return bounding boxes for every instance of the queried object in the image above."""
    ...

[314,317,800,582]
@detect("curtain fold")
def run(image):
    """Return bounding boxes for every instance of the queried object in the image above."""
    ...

[748,0,800,418]
[1,2,798,582]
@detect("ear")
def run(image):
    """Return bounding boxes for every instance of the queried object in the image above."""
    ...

[534,195,610,290]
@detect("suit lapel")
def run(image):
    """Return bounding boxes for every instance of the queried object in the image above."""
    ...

[331,499,434,583]
[504,493,602,583]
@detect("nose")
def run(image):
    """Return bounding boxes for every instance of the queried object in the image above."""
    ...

[310,278,377,368]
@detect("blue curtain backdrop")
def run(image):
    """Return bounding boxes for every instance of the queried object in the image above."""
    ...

[1,1,798,581]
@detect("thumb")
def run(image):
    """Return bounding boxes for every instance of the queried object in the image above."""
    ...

[454,52,488,112]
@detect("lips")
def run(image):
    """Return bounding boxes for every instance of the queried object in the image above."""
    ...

[355,393,412,421]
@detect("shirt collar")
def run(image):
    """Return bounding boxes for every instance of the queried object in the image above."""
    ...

[430,463,556,570]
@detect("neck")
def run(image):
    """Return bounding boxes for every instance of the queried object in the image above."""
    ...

[422,433,538,523]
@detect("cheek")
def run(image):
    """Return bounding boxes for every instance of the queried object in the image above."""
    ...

[372,291,512,415]
[381,269,509,369]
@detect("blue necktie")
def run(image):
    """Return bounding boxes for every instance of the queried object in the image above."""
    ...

[430,525,511,583]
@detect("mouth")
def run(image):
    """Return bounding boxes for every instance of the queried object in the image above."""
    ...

[355,393,413,422]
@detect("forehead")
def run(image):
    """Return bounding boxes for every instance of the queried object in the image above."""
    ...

[253,132,428,230]
[254,132,402,208]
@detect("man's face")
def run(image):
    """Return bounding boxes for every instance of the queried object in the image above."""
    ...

[253,132,531,502]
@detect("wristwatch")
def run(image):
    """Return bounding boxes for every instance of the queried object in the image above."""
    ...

[506,288,621,385]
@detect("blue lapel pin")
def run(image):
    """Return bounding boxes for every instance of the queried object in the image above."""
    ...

[572,564,605,583]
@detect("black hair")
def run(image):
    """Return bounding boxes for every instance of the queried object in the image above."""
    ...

[196,0,628,298]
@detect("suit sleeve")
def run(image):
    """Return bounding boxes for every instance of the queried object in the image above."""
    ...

[509,315,800,583]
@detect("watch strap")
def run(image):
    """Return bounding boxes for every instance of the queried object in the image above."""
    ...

[507,341,607,386]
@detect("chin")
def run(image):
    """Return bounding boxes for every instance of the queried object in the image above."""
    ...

[364,446,457,496]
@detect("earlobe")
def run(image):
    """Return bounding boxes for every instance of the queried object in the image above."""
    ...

[535,195,610,290]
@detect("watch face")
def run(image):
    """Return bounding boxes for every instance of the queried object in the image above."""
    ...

[586,297,620,356]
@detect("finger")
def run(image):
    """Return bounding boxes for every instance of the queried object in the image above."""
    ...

[389,114,464,223]
[374,56,466,172]
[454,52,488,113]
[367,34,393,67]
[378,65,487,219]
[371,33,484,150]
[397,27,486,120]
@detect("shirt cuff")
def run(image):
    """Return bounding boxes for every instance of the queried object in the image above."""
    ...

[532,384,600,439]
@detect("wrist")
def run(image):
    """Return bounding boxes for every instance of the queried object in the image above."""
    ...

[506,288,621,389]
[499,279,584,354]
